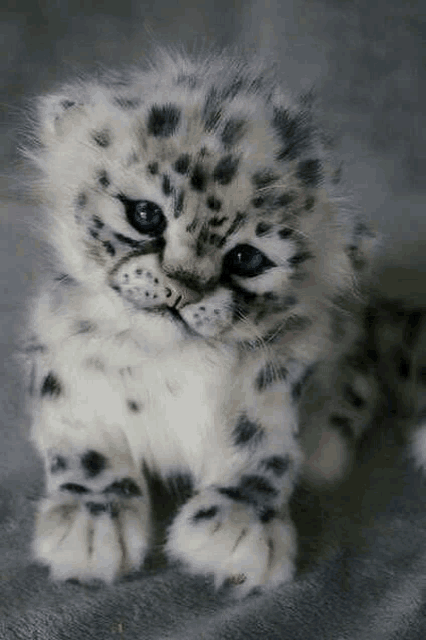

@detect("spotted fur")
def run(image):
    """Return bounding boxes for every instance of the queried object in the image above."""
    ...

[22,48,393,595]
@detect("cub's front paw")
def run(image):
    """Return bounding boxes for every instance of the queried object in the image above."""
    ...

[165,488,296,596]
[34,477,150,583]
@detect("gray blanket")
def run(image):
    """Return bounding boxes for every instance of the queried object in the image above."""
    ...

[1,393,425,639]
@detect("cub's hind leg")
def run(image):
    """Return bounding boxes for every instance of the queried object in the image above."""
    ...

[33,429,151,583]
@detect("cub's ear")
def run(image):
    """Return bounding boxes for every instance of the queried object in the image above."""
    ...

[37,93,86,142]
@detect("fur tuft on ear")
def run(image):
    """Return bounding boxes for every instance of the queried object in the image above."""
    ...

[37,93,86,142]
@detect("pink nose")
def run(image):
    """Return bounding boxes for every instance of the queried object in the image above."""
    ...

[164,282,203,310]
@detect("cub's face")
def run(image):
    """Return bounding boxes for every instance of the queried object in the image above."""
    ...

[37,71,324,343]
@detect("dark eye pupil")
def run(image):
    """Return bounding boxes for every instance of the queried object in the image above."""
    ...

[234,246,263,268]
[119,196,166,236]
[135,201,162,225]
[223,244,275,277]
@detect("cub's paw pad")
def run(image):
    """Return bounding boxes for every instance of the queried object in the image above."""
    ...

[165,488,296,596]
[33,477,150,583]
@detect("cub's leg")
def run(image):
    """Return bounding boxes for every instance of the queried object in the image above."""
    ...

[166,360,308,596]
[33,429,150,582]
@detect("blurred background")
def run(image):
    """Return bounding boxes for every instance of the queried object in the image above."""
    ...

[0,0,425,473]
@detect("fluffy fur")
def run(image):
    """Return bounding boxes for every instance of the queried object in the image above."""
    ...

[20,48,425,595]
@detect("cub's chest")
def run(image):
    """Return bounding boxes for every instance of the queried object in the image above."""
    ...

[117,341,236,419]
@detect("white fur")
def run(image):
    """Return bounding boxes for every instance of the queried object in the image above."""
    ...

[24,48,380,592]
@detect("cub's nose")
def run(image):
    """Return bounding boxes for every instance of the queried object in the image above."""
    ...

[165,283,203,310]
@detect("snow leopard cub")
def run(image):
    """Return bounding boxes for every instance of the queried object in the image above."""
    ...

[23,48,376,594]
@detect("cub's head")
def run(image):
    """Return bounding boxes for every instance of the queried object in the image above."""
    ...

[29,53,373,344]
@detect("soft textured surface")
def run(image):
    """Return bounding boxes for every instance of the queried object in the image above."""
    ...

[0,413,425,639]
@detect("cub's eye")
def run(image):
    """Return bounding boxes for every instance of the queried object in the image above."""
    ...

[118,195,167,236]
[223,244,275,277]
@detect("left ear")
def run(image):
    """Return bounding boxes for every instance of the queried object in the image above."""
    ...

[37,92,87,143]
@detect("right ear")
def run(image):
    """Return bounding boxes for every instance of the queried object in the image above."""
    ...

[37,92,86,143]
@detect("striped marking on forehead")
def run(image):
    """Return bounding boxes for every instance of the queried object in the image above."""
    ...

[193,211,247,256]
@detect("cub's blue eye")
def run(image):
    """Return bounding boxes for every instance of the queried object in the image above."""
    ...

[223,244,275,277]
[118,195,167,236]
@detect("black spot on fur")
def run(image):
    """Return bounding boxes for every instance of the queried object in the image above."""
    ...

[233,414,265,446]
[329,414,353,439]
[147,104,180,137]
[261,456,290,477]
[259,508,276,523]
[60,483,90,494]
[255,364,288,392]
[77,193,87,208]
[251,169,278,189]
[162,174,173,196]
[41,372,62,398]
[77,320,95,334]
[217,486,253,504]
[221,118,246,147]
[50,456,67,474]
[213,155,239,185]
[174,154,191,175]
[343,384,365,408]
[98,170,110,188]
[275,192,297,207]
[81,451,107,478]
[278,227,293,239]
[252,196,265,208]
[190,164,207,191]
[288,252,312,266]
[305,196,315,210]
[272,108,312,160]
[92,129,111,148]
[89,228,99,239]
[103,241,116,256]
[147,162,159,175]
[127,399,142,413]
[208,233,224,247]
[174,190,185,218]
[192,506,219,521]
[296,159,322,187]
[240,475,278,497]
[209,216,227,227]
[92,215,104,229]
[103,478,142,497]
[206,195,222,211]
[61,100,75,109]
[223,212,246,242]
[256,222,272,237]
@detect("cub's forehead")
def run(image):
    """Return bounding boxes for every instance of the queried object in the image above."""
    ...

[38,58,326,238]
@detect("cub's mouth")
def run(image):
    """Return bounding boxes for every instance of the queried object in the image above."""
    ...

[108,251,235,338]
